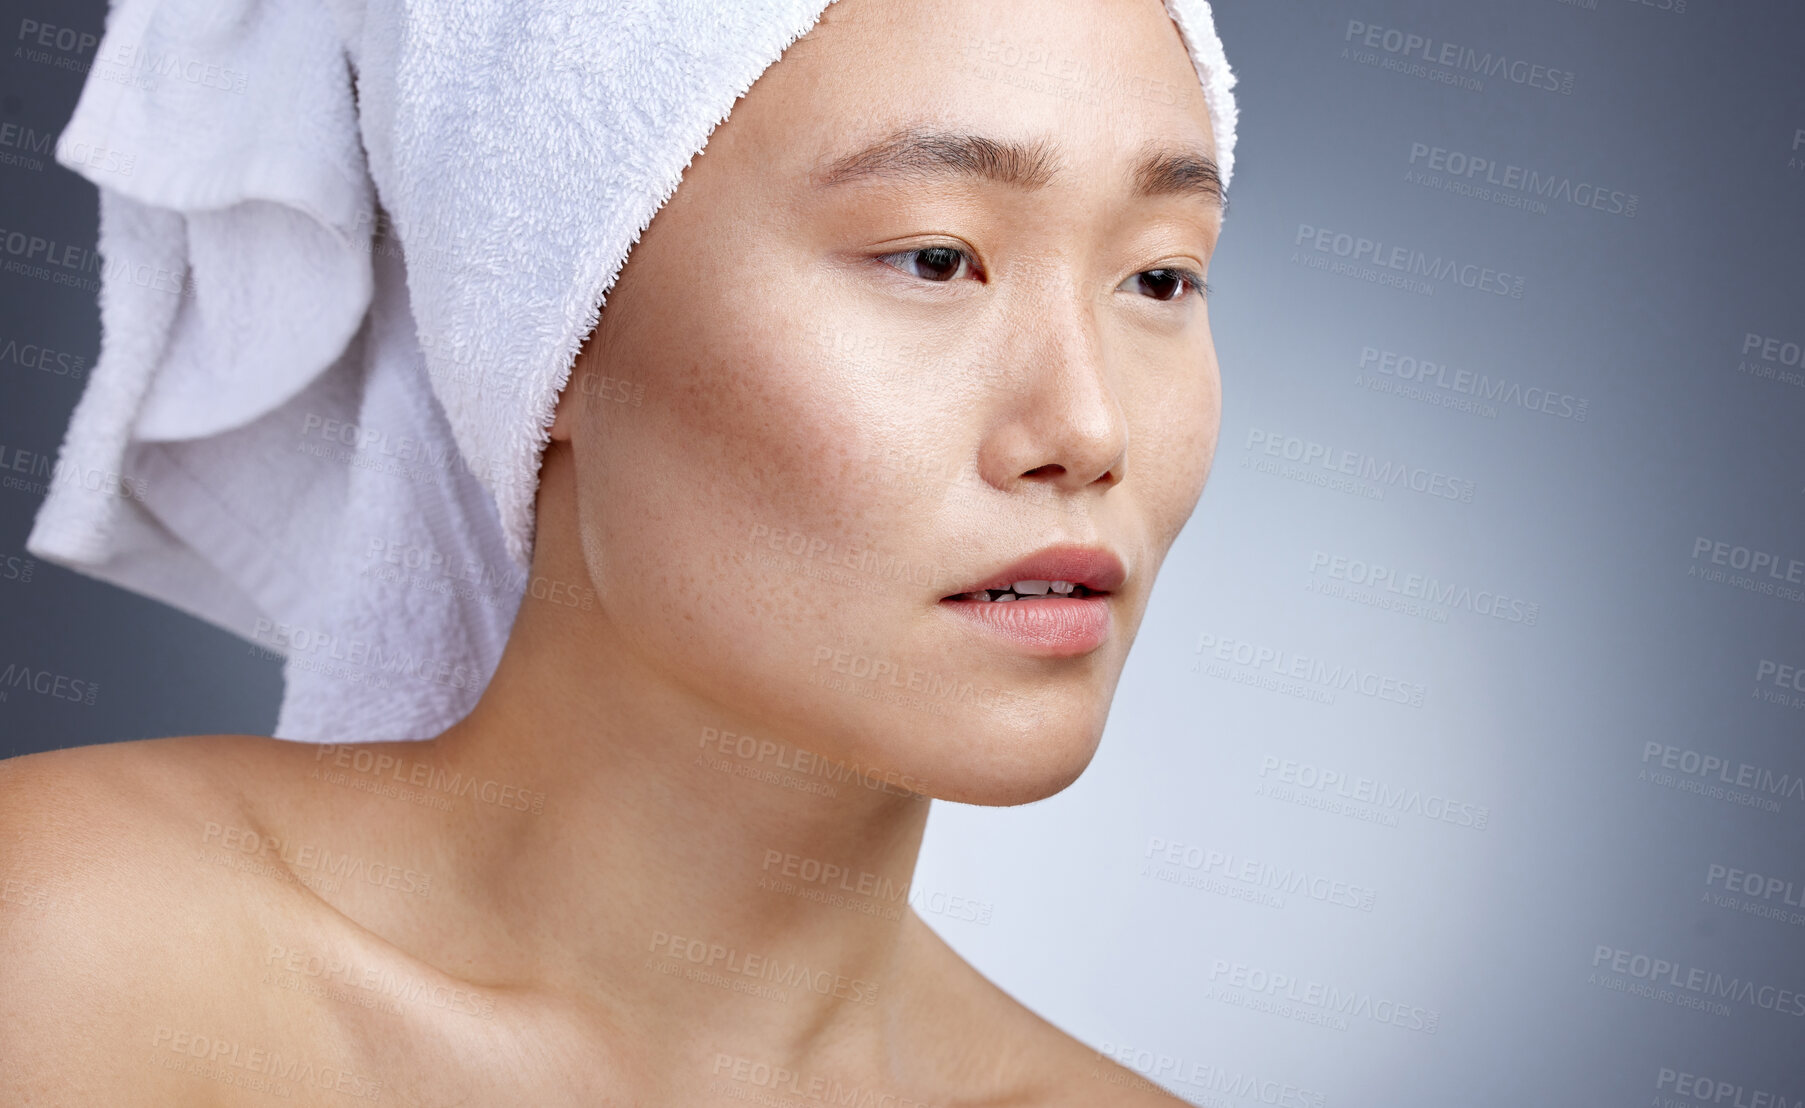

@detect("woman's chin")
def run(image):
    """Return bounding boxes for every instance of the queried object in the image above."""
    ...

[910,725,1105,808]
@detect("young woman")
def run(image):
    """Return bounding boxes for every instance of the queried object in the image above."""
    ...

[1,0,1230,1101]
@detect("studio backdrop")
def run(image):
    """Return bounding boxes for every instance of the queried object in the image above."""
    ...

[3,0,1803,1104]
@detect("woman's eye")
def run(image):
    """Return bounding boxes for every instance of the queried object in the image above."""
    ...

[1121,267,1205,302]
[879,246,975,283]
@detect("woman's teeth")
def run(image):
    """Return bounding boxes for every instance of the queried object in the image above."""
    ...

[951,579,1094,602]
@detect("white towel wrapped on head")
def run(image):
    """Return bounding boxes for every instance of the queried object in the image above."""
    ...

[28,0,1239,742]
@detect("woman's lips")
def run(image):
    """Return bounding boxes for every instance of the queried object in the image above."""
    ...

[937,544,1124,654]
[937,592,1112,656]
[942,544,1127,598]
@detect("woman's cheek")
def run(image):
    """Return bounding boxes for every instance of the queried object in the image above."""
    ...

[1137,369,1219,541]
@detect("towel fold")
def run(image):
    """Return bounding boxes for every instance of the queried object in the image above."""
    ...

[29,0,1238,742]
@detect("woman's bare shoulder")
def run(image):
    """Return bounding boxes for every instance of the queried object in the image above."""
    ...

[1000,1034,1197,1106]
[899,917,1194,1107]
[0,734,326,1104]
[0,730,296,861]
[0,733,307,878]
[990,1010,1198,1106]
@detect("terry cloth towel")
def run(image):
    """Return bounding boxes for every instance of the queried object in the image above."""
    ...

[28,0,1240,742]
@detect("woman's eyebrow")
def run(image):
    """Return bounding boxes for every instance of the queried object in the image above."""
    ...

[1133,143,1227,214]
[810,127,1225,212]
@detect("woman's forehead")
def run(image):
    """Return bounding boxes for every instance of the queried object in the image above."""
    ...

[722,0,1221,196]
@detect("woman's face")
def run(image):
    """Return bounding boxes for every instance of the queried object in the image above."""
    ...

[551,0,1223,806]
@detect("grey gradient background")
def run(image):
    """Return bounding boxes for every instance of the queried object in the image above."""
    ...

[4,0,1804,1104]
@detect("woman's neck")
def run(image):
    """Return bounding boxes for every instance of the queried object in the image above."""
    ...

[426,450,937,1066]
